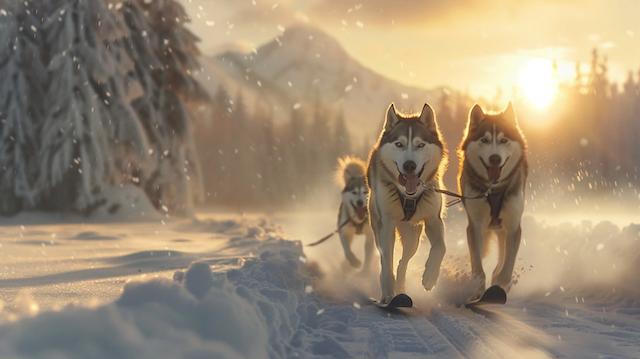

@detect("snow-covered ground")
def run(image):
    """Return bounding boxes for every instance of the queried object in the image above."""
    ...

[0,205,638,358]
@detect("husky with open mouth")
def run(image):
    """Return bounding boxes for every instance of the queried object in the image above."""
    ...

[335,156,375,271]
[366,103,448,304]
[458,102,528,297]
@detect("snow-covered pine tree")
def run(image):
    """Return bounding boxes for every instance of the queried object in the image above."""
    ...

[39,0,110,212]
[120,0,208,215]
[0,1,46,215]
[0,0,208,216]
[91,0,150,189]
[38,0,149,213]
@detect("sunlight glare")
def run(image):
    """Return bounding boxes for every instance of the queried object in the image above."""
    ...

[520,59,557,108]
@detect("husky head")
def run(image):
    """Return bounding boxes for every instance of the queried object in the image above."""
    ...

[459,102,526,184]
[377,103,445,196]
[337,157,369,220]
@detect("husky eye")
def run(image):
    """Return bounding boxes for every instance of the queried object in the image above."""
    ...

[500,138,509,144]
[480,138,489,144]
[394,142,403,147]
[417,143,426,148]
[351,191,357,195]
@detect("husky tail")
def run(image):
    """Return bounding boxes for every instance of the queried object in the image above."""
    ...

[335,156,367,187]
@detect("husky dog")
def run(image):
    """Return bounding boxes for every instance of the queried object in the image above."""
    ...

[367,103,448,304]
[458,102,528,295]
[335,157,375,270]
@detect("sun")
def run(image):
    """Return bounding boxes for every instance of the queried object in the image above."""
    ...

[519,59,558,108]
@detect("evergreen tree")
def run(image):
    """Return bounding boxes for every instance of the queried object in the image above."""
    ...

[39,0,122,212]
[0,1,45,214]
[254,102,276,203]
[287,106,308,200]
[121,0,208,214]
[0,0,208,216]
[332,108,351,159]
[308,94,331,184]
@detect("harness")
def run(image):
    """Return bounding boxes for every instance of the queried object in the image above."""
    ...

[396,188,424,221]
[420,179,504,228]
[486,191,505,229]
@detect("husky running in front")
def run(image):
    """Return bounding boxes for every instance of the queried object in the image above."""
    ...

[458,102,528,297]
[335,156,375,271]
[366,103,448,304]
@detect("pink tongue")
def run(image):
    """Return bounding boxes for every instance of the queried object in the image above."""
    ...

[487,165,501,183]
[398,173,407,186]
[356,206,366,220]
[398,173,419,194]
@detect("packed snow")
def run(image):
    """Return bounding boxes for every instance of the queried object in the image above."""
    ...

[0,201,637,358]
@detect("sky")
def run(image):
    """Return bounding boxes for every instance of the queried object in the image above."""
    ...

[180,0,640,99]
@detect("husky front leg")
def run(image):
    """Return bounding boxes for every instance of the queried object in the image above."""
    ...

[466,219,486,294]
[339,226,361,268]
[395,222,422,294]
[373,216,397,303]
[361,226,376,272]
[492,225,522,289]
[422,217,445,291]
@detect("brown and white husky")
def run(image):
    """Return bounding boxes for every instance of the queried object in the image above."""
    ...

[366,103,448,304]
[458,102,528,296]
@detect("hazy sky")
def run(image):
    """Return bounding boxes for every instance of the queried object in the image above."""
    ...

[180,0,640,99]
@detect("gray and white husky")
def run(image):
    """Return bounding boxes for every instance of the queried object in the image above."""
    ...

[458,102,528,296]
[367,103,448,304]
[335,156,375,271]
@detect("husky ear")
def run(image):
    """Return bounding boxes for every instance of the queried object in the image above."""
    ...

[503,101,516,122]
[418,103,437,132]
[384,103,400,132]
[468,104,485,131]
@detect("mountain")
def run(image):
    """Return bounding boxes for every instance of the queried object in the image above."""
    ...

[195,25,444,139]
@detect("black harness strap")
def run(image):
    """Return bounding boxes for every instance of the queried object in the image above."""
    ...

[487,191,505,229]
[397,189,424,221]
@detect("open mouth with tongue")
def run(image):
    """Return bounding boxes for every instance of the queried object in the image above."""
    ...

[397,165,424,195]
[481,156,509,184]
[352,203,367,220]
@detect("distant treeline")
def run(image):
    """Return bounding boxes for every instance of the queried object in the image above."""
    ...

[194,87,361,208]
[522,49,640,179]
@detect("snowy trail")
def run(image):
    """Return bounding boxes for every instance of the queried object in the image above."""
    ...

[344,300,557,359]
[423,306,556,359]
[274,208,640,358]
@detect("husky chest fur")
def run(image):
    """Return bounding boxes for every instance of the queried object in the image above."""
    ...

[367,103,448,304]
[458,102,528,296]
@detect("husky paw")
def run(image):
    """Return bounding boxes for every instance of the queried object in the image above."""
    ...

[380,295,394,304]
[396,283,407,295]
[471,275,486,299]
[491,276,512,292]
[421,270,439,291]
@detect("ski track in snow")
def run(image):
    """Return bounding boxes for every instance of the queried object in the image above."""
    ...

[0,208,637,358]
